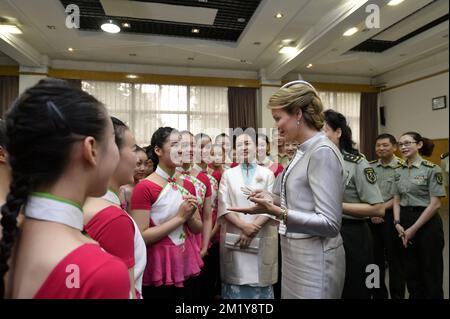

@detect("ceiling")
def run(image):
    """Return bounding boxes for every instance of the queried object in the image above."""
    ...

[58,0,263,42]
[0,0,448,81]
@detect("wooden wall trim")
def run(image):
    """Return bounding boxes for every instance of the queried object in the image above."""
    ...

[3,66,379,92]
[281,79,378,93]
[381,69,449,92]
[0,66,19,76]
[48,68,261,88]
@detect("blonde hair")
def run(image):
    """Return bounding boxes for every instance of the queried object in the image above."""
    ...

[267,83,324,131]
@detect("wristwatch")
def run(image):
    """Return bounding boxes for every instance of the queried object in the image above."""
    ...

[393,219,401,225]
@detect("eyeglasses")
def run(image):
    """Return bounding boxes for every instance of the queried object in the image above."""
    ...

[398,141,417,148]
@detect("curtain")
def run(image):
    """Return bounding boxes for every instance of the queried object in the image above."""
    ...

[359,92,378,161]
[318,91,361,147]
[82,81,229,146]
[228,87,257,130]
[0,76,19,119]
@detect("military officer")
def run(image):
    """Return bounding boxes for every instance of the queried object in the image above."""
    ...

[323,110,384,299]
[393,132,446,299]
[368,133,406,299]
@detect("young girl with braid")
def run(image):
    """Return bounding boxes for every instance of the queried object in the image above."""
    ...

[0,78,130,299]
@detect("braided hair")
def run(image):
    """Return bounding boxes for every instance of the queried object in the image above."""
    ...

[0,78,109,298]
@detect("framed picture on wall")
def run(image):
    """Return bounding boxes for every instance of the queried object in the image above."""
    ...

[432,96,447,110]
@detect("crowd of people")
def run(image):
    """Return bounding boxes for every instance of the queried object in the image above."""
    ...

[0,78,447,299]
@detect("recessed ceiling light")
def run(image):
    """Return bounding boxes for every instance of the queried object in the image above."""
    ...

[306,63,313,69]
[68,47,74,52]
[388,0,404,6]
[192,28,200,34]
[122,22,130,28]
[240,59,247,63]
[187,57,195,61]
[0,24,22,34]
[279,45,297,54]
[101,20,121,33]
[275,13,284,19]
[343,27,358,37]
[126,74,138,79]
[237,18,246,23]
[253,41,261,45]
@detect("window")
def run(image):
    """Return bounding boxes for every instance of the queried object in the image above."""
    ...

[82,81,229,146]
[318,91,361,147]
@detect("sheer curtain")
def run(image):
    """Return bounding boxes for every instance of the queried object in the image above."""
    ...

[82,81,229,146]
[318,91,361,147]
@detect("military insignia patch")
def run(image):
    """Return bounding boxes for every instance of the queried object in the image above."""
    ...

[364,167,377,184]
[436,172,443,185]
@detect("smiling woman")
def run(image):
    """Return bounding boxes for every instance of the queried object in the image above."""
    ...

[228,81,347,299]
[392,131,446,299]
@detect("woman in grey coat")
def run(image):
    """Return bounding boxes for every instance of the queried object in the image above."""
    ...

[229,80,346,299]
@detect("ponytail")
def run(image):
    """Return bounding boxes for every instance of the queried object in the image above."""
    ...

[148,127,175,168]
[402,132,435,157]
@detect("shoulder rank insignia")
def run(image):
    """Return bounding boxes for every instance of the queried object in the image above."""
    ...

[344,153,362,163]
[369,159,378,164]
[436,172,443,185]
[364,167,377,184]
[441,152,449,160]
[422,160,436,168]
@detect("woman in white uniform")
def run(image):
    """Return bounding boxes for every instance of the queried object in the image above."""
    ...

[217,129,278,299]
[229,81,346,299]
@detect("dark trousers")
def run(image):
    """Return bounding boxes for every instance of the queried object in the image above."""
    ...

[384,209,406,299]
[341,218,374,299]
[368,209,406,299]
[198,241,221,299]
[368,218,388,299]
[400,207,444,299]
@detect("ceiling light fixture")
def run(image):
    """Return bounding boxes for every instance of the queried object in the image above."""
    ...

[0,24,22,34]
[122,22,131,28]
[101,20,121,33]
[278,45,297,55]
[343,27,358,36]
[126,74,138,79]
[275,13,284,19]
[68,47,74,52]
[306,63,313,69]
[237,18,246,23]
[387,0,404,6]
[192,28,200,33]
